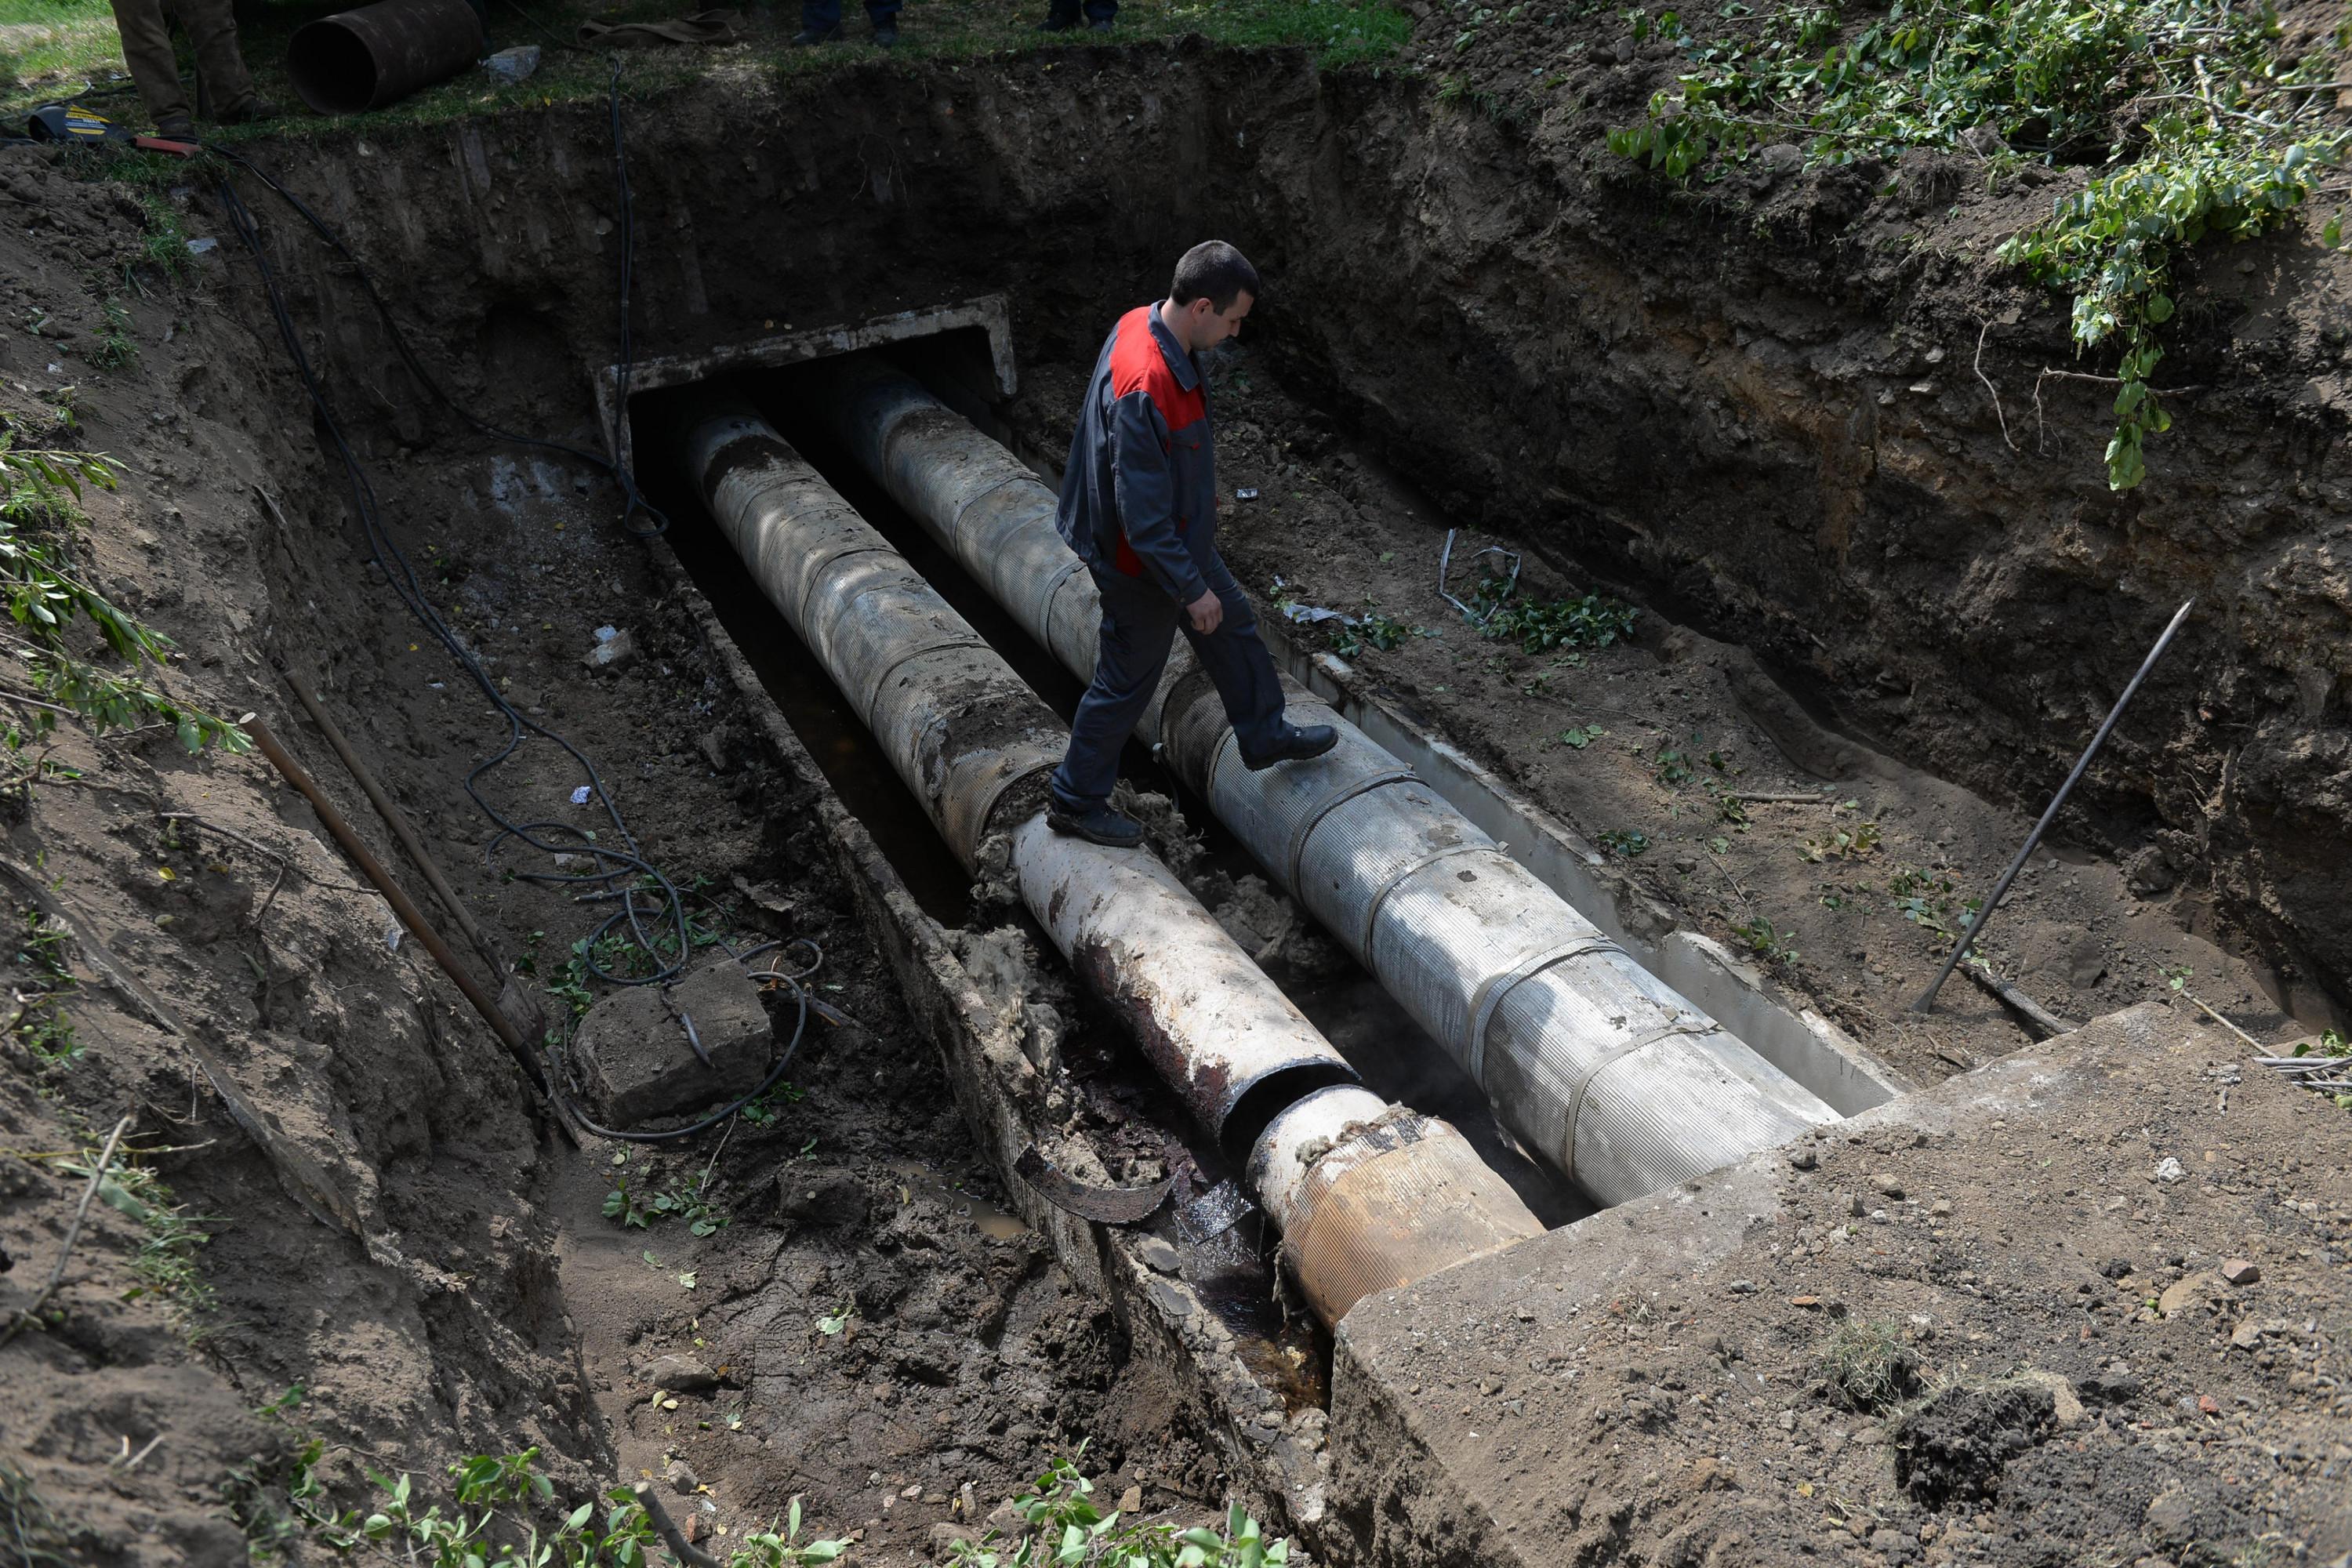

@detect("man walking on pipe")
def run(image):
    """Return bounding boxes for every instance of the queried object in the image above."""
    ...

[1048,241,1336,848]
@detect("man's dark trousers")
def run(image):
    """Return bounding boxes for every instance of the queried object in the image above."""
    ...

[1050,559,1285,817]
[1046,0,1118,19]
[802,0,899,28]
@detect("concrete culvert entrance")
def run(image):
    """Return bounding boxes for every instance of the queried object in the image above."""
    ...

[2,24,2347,1568]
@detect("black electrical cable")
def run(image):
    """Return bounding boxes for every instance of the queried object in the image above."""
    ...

[202,70,834,1142]
[211,170,689,989]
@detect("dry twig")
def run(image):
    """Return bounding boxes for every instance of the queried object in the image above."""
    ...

[1,1113,132,1348]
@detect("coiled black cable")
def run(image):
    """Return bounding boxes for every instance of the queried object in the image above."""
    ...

[201,70,812,1142]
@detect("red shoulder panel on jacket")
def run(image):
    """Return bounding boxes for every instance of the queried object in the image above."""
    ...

[1107,305,1205,433]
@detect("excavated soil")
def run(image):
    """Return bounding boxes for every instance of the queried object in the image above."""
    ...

[2,22,2347,1568]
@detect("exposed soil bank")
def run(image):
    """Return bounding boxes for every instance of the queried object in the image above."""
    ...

[2,27,2347,1566]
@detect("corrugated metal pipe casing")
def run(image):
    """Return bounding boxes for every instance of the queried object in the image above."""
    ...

[681,401,1541,1322]
[826,363,1838,1207]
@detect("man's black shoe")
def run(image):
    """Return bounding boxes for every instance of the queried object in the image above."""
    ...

[789,24,838,43]
[1047,805,1145,849]
[1240,724,1339,771]
[872,21,897,44]
[1036,11,1080,28]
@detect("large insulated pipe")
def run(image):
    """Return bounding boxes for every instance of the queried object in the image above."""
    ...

[681,401,1540,1324]
[820,363,1839,1207]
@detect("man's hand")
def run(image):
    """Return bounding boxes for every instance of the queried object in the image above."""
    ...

[1185,589,1225,635]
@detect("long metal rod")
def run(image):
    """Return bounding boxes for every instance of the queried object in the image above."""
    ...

[246,714,565,1121]
[1912,597,2195,1014]
[279,664,501,974]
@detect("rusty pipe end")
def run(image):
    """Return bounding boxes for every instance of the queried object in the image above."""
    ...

[1250,1085,1544,1327]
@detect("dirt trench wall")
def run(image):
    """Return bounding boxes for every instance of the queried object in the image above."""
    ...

[1228,78,2352,1017]
[234,42,2350,1026]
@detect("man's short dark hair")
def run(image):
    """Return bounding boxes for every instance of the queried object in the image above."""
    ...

[1171,241,1260,313]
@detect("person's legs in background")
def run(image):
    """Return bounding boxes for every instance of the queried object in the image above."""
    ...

[793,0,843,43]
[172,0,262,121]
[108,0,193,135]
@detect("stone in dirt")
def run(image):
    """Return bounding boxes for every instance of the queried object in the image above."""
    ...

[572,963,772,1127]
[648,1353,720,1393]
[583,627,640,673]
[666,1458,699,1495]
[2219,1257,2260,1286]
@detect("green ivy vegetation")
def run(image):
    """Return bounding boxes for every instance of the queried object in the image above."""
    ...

[1602,0,2349,489]
[1468,573,1640,654]
[0,431,248,750]
[949,1455,1290,1568]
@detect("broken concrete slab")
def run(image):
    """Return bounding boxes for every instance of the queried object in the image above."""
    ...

[572,963,770,1127]
[1319,1002,2352,1568]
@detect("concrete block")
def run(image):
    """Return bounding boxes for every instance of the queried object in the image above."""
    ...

[573,964,770,1127]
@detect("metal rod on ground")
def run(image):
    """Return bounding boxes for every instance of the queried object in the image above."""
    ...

[278,667,549,1046]
[280,665,497,968]
[245,714,572,1137]
[1912,597,2196,1014]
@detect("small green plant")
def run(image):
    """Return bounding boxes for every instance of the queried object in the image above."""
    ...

[44,1142,215,1326]
[1651,746,1695,788]
[949,1454,1290,1568]
[1559,724,1606,749]
[1734,916,1800,966]
[1330,608,1406,658]
[603,1176,727,1236]
[2158,962,2194,993]
[1595,827,1650,857]
[1468,575,1639,655]
[815,1303,855,1337]
[738,1080,806,1129]
[86,301,134,371]
[6,903,79,1066]
[1798,821,1882,862]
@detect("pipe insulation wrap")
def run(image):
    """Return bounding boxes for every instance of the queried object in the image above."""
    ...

[681,401,1541,1322]
[823,363,1838,1207]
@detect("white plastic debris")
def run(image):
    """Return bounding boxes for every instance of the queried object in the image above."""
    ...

[184,237,218,256]
[570,785,593,806]
[386,919,403,952]
[593,626,619,643]
[1235,487,1259,502]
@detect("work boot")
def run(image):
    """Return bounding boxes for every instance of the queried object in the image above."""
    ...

[217,96,278,125]
[154,112,196,140]
[1240,724,1339,771]
[871,20,897,44]
[789,24,839,43]
[1035,10,1080,28]
[1047,804,1145,850]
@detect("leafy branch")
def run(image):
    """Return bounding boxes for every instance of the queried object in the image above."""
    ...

[0,431,249,752]
[1602,0,2349,488]
[949,1454,1290,1568]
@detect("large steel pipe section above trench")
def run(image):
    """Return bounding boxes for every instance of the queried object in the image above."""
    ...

[822,363,1838,1207]
[680,401,1540,1325]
